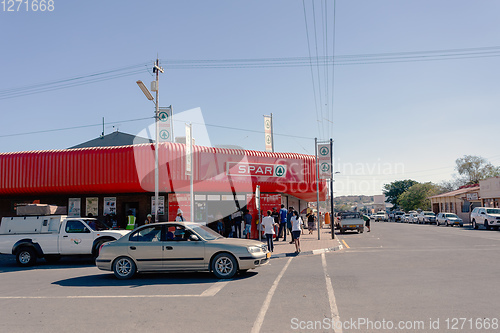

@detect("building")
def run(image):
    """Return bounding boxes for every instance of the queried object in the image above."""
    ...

[0,142,326,237]
[428,184,481,223]
[479,177,500,208]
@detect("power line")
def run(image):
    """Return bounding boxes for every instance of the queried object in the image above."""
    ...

[302,0,322,139]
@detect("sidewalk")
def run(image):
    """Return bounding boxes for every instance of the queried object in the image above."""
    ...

[258,226,342,259]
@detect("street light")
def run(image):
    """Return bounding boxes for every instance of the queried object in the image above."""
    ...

[136,80,154,100]
[136,59,163,223]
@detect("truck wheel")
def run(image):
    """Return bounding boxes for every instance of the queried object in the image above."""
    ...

[472,220,478,229]
[211,253,237,279]
[113,257,136,279]
[16,247,37,267]
[485,220,491,230]
[92,239,111,258]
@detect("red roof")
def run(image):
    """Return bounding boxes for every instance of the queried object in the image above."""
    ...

[0,143,327,202]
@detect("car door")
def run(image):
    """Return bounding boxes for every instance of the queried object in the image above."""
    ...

[162,225,205,270]
[476,208,485,224]
[127,225,163,271]
[59,220,95,254]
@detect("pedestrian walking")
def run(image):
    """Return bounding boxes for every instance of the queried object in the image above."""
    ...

[291,210,303,253]
[261,210,277,252]
[277,204,288,241]
[287,207,294,244]
[307,212,316,234]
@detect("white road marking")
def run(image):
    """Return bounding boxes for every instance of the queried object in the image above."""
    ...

[200,280,230,297]
[322,252,342,333]
[0,281,229,299]
[251,257,293,333]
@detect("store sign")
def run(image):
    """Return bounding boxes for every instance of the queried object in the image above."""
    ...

[226,162,287,177]
[466,193,479,201]
[317,143,332,180]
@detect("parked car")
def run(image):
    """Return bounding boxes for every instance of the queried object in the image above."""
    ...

[393,211,405,222]
[436,213,463,227]
[470,207,500,230]
[417,211,437,224]
[402,214,411,223]
[373,211,388,222]
[96,222,270,279]
[408,212,419,223]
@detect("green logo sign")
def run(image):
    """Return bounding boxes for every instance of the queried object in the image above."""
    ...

[159,130,170,140]
[320,146,329,156]
[159,111,169,122]
[274,165,286,177]
[265,120,271,129]
[320,162,330,172]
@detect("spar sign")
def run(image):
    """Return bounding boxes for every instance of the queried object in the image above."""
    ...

[226,162,287,177]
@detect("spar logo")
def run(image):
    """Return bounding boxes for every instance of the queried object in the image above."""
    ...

[227,162,287,177]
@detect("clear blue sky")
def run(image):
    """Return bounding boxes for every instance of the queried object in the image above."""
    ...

[1,0,500,196]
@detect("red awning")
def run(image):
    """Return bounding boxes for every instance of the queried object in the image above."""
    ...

[0,143,327,202]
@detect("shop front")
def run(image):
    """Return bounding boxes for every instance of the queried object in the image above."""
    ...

[0,143,325,238]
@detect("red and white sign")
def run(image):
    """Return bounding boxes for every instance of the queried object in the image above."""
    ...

[226,162,287,177]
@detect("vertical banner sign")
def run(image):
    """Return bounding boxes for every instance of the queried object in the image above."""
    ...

[185,123,192,175]
[317,143,332,179]
[158,106,173,142]
[264,115,273,152]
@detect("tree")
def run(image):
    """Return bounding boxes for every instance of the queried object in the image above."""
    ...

[455,155,500,185]
[383,179,418,207]
[397,182,440,211]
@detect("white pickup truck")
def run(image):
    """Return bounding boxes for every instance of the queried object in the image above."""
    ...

[0,215,130,266]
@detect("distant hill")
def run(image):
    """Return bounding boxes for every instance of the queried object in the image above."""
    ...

[333,195,374,206]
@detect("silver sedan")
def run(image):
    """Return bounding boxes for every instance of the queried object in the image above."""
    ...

[96,222,270,279]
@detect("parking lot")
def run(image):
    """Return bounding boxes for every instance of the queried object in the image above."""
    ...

[1,222,500,333]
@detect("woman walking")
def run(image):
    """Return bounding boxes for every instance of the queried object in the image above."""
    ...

[307,212,316,234]
[291,211,303,254]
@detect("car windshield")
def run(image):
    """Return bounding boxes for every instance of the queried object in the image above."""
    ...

[446,214,458,218]
[83,219,111,231]
[486,209,500,214]
[189,224,222,240]
[424,212,435,216]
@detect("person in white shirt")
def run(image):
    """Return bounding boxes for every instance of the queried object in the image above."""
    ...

[261,210,277,252]
[291,210,303,253]
[175,209,185,222]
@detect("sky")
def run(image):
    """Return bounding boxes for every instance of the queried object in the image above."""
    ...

[1,0,500,197]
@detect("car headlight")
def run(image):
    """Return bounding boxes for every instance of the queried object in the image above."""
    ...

[247,246,262,254]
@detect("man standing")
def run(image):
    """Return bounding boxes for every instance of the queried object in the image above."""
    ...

[277,204,288,241]
[243,209,252,239]
[261,210,277,252]
[271,207,280,238]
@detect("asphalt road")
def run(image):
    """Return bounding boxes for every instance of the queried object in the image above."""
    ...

[0,222,499,333]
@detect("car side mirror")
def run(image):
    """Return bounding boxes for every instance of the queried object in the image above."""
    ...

[189,234,200,241]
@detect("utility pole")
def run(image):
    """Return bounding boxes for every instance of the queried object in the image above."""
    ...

[152,59,164,223]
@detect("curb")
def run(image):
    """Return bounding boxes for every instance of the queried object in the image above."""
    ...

[270,244,343,259]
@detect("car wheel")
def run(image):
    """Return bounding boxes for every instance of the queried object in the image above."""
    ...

[16,247,37,267]
[485,220,491,230]
[113,257,136,279]
[212,253,237,279]
[473,220,478,230]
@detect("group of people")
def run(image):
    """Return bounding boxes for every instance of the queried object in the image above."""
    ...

[261,205,304,254]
